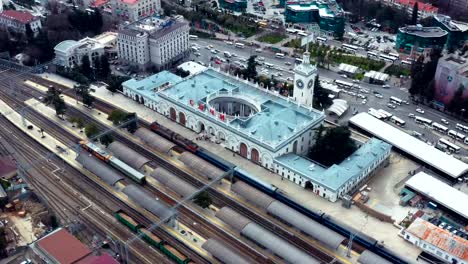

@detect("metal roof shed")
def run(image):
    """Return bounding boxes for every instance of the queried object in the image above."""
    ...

[364,71,390,82]
[405,172,468,219]
[358,250,392,264]
[179,152,224,180]
[349,113,468,179]
[134,128,176,154]
[150,167,196,198]
[231,181,275,209]
[76,154,124,186]
[338,63,359,75]
[122,185,172,220]
[108,141,150,170]
[201,239,250,264]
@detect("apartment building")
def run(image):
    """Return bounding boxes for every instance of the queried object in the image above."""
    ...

[111,0,161,22]
[117,16,189,70]
[0,10,42,35]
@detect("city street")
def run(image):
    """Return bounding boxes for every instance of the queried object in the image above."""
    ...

[189,38,468,157]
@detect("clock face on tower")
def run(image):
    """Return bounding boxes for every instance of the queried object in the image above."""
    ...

[296,79,304,89]
[308,79,314,89]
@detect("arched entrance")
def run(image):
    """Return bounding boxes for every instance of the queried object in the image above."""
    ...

[169,108,176,121]
[208,126,215,136]
[239,143,248,158]
[305,181,314,191]
[292,140,298,153]
[198,122,205,133]
[251,148,259,163]
[217,131,226,141]
[178,112,186,126]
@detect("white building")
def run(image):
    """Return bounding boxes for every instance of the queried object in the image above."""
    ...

[54,32,118,68]
[122,64,325,169]
[293,51,317,107]
[117,16,189,70]
[0,10,42,35]
[111,0,161,22]
[273,138,391,202]
[402,218,468,264]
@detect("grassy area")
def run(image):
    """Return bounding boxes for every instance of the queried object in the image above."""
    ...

[328,51,386,71]
[384,64,411,77]
[257,32,288,44]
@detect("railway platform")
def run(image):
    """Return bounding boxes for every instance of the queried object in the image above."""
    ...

[35,73,422,262]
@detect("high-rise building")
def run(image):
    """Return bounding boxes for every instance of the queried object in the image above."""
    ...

[117,16,189,70]
[111,0,161,22]
[434,53,468,106]
[284,1,345,39]
[433,15,468,51]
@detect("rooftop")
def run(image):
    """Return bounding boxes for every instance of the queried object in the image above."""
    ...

[54,33,115,54]
[434,15,468,32]
[274,138,391,191]
[0,10,38,24]
[286,0,344,18]
[338,63,359,74]
[36,228,92,264]
[394,0,438,13]
[399,26,448,38]
[364,70,390,81]
[125,68,325,150]
[405,172,468,220]
[177,61,207,76]
[119,16,186,37]
[406,217,468,260]
[349,113,468,178]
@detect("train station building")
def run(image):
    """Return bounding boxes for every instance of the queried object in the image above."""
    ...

[122,66,325,169]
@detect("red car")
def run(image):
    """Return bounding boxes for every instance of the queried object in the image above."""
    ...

[214,59,222,64]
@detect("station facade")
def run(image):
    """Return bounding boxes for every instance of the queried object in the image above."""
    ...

[123,65,325,169]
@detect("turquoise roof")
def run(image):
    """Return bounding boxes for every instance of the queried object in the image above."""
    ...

[157,68,324,150]
[274,138,392,191]
[122,71,182,98]
[54,40,78,53]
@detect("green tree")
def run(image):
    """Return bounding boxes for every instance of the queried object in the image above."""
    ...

[85,123,100,138]
[92,8,103,35]
[99,133,114,147]
[45,86,67,117]
[68,116,79,127]
[99,54,110,79]
[0,227,7,258]
[312,75,332,110]
[107,109,128,125]
[411,2,419,25]
[75,84,95,107]
[409,56,425,96]
[81,55,91,78]
[25,23,34,41]
[125,113,138,133]
[242,55,258,80]
[193,191,212,208]
[106,75,130,94]
[308,126,357,167]
[76,117,85,132]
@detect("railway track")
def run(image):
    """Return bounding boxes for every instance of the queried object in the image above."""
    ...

[25,74,345,263]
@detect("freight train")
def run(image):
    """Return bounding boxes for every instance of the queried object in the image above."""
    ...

[79,141,145,184]
[115,210,194,264]
[150,122,199,152]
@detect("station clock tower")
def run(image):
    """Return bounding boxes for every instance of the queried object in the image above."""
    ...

[293,51,318,107]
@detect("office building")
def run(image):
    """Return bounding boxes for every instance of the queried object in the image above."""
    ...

[396,26,448,54]
[111,0,161,22]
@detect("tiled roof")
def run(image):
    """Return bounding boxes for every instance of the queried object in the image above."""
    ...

[0,10,38,24]
[37,228,92,264]
[406,218,468,260]
[394,0,438,13]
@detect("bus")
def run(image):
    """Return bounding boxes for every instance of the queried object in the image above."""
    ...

[298,31,308,37]
[415,116,433,125]
[286,28,297,34]
[389,52,400,59]
[258,21,268,28]
[456,123,468,133]
[464,137,468,145]
[437,138,461,153]
[432,123,448,133]
[379,54,397,62]
[275,53,285,59]
[368,108,385,120]
[367,51,378,59]
[401,60,412,66]
[316,37,327,43]
[235,43,245,48]
[265,62,274,68]
[389,96,403,105]
[335,80,354,89]
[377,109,393,120]
[342,44,359,53]
[448,130,465,141]
[189,35,198,40]
[390,116,406,127]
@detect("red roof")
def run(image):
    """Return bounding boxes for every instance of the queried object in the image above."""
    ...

[77,253,119,264]
[91,0,109,7]
[0,10,38,24]
[394,0,438,13]
[37,229,92,264]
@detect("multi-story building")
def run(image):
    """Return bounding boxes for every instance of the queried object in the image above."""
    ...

[122,62,325,169]
[117,16,189,70]
[54,32,118,68]
[111,0,161,22]
[284,1,345,39]
[441,0,468,20]
[274,138,391,202]
[219,0,247,12]
[384,0,438,19]
[402,218,468,264]
[434,53,468,107]
[0,10,42,35]
[433,15,468,51]
[395,26,448,54]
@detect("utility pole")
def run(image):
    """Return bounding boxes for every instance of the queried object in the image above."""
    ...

[347,214,368,258]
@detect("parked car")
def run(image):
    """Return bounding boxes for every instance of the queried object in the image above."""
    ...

[382,84,390,88]
[387,103,396,109]
[416,108,425,114]
[341,74,348,78]
[374,93,383,98]
[441,119,449,125]
[408,113,415,118]
[284,61,292,66]
[255,48,262,52]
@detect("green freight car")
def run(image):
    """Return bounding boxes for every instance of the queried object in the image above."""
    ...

[114,210,194,264]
